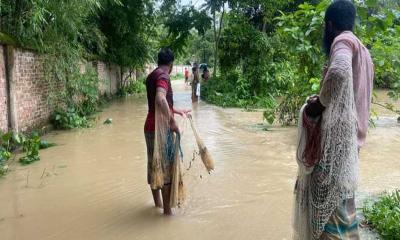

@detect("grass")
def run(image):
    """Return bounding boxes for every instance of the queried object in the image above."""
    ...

[363,190,400,240]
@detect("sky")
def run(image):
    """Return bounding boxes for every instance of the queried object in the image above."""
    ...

[181,0,205,8]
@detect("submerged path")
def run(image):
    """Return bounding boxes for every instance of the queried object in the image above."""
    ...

[0,81,399,240]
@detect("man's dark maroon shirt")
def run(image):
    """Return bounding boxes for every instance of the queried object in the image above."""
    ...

[144,67,174,132]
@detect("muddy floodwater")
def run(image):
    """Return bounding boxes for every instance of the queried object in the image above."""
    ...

[1,82,399,240]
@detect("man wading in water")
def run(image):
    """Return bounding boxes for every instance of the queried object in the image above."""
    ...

[191,64,200,103]
[144,48,190,215]
[293,1,374,239]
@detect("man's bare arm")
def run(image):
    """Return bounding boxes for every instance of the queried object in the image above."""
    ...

[155,87,179,132]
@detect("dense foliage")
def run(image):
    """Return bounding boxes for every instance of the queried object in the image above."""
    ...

[118,78,146,97]
[161,5,211,56]
[202,0,400,125]
[363,190,400,239]
[0,0,165,130]
[98,0,157,68]
[50,65,102,130]
[181,29,215,65]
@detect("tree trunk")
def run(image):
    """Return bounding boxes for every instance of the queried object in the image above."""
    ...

[212,6,225,78]
[213,11,218,78]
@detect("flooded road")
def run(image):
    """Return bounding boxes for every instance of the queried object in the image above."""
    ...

[0,81,399,240]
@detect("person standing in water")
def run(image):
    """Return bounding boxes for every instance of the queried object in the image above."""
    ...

[184,67,189,85]
[191,64,200,103]
[293,1,374,239]
[202,67,210,82]
[144,48,190,215]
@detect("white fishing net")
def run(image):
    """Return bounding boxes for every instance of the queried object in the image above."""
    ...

[150,92,172,190]
[294,53,359,239]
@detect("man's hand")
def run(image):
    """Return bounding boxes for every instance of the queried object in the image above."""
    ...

[307,95,320,105]
[174,108,191,117]
[305,94,325,118]
[170,118,180,133]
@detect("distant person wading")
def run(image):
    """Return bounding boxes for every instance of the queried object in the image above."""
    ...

[191,65,200,103]
[184,67,189,85]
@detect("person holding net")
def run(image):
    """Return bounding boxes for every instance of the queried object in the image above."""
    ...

[144,48,190,215]
[294,1,374,239]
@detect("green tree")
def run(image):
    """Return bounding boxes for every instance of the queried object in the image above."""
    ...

[203,0,227,77]
[187,29,215,64]
[161,6,211,56]
[98,0,156,69]
[0,0,108,53]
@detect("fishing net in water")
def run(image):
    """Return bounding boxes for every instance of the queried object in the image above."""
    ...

[188,115,215,173]
[152,102,213,207]
[151,98,172,190]
[151,97,186,206]
[170,133,186,208]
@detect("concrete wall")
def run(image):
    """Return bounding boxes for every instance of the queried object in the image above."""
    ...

[0,47,8,132]
[109,63,121,95]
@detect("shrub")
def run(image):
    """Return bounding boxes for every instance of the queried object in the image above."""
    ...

[0,131,54,173]
[51,65,102,130]
[363,190,400,239]
[119,78,146,97]
[67,66,101,116]
[19,133,41,165]
[51,108,90,130]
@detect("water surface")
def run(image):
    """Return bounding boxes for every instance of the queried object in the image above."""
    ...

[0,82,399,240]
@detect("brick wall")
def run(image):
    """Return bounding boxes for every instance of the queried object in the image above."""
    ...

[0,46,8,132]
[96,61,122,95]
[0,45,124,132]
[97,61,109,95]
[109,64,120,95]
[12,49,52,131]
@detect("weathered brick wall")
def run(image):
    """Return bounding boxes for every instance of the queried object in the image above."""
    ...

[97,61,109,95]
[97,61,121,95]
[0,46,8,132]
[13,49,51,132]
[0,47,124,132]
[109,64,120,95]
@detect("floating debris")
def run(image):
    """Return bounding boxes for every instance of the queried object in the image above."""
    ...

[40,140,56,149]
[104,118,113,124]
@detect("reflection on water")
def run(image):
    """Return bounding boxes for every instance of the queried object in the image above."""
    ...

[0,82,399,240]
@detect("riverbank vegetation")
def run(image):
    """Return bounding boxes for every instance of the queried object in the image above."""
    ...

[50,65,103,130]
[0,0,210,130]
[200,0,400,125]
[119,78,147,97]
[363,190,400,239]
[0,130,55,176]
[2,1,399,126]
[1,0,159,130]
